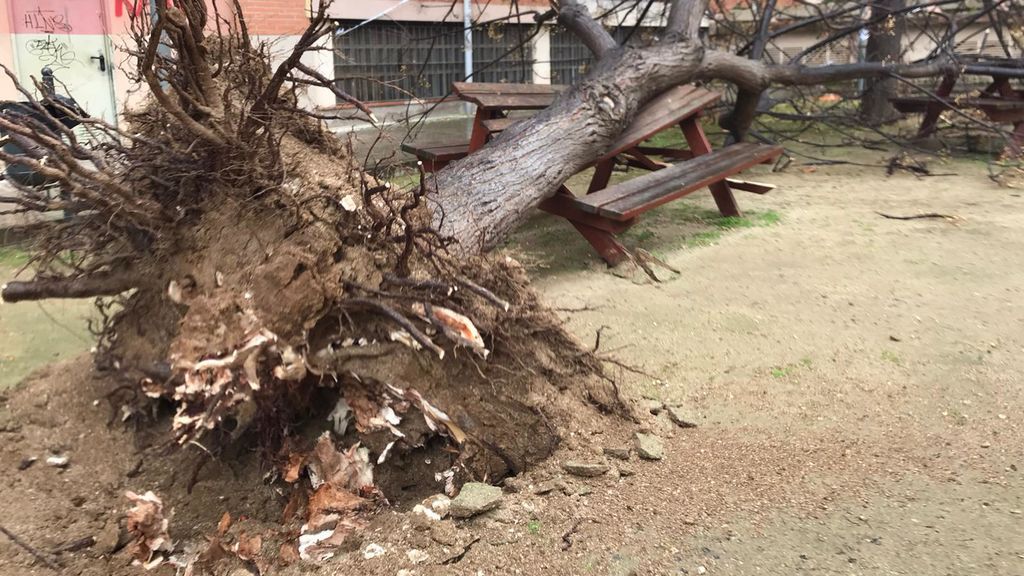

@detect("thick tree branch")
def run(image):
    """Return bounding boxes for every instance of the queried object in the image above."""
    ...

[2,274,139,302]
[664,0,710,41]
[700,50,962,140]
[557,0,617,57]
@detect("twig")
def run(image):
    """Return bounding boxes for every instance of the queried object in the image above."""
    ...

[345,298,446,359]
[0,524,61,571]
[875,211,958,220]
[457,277,510,311]
[561,518,585,551]
[599,356,659,379]
[441,536,481,564]
[51,536,95,554]
[593,325,610,353]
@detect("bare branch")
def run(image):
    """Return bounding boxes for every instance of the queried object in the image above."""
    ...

[664,0,711,41]
[558,0,618,58]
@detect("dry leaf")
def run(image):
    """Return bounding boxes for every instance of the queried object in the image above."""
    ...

[233,532,262,561]
[125,491,172,567]
[216,512,232,536]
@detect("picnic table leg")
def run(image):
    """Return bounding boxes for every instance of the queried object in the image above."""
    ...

[680,118,741,218]
[917,72,957,139]
[587,159,616,194]
[550,185,630,265]
[1005,120,1024,158]
[468,109,497,152]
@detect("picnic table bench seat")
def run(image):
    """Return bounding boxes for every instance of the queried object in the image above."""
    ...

[891,94,1024,114]
[545,142,783,222]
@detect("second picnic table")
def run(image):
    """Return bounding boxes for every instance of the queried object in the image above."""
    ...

[403,82,782,265]
[890,57,1024,156]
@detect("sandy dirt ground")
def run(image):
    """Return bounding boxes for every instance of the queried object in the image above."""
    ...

[1,153,1022,575]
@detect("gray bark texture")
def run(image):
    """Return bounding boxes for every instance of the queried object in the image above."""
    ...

[860,0,907,124]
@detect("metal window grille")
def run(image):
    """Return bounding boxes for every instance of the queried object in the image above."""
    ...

[333,20,535,103]
[333,21,463,102]
[472,22,535,84]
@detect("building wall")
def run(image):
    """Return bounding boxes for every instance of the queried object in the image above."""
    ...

[0,0,327,120]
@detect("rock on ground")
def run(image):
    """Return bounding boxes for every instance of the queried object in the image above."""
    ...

[449,482,503,518]
[634,433,664,460]
[562,461,610,477]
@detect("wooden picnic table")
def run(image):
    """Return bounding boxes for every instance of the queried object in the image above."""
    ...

[890,57,1024,156]
[403,82,782,265]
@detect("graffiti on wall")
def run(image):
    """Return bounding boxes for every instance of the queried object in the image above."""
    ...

[20,7,73,34]
[25,36,77,70]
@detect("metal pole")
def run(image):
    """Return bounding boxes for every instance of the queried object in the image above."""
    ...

[463,0,473,82]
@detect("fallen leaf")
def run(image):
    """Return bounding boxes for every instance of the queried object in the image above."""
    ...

[233,532,262,561]
[125,491,172,566]
[217,512,232,536]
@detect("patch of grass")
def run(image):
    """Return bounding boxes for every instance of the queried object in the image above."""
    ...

[943,408,969,426]
[770,357,812,379]
[880,349,902,366]
[0,246,29,268]
[527,520,541,534]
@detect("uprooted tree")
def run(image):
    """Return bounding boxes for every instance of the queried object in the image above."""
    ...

[0,0,1016,565]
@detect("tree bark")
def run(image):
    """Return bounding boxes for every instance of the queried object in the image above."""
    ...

[859,0,907,125]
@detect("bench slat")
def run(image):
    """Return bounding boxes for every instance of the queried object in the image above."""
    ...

[602,86,720,159]
[481,117,518,133]
[574,143,783,221]
[453,82,566,96]
[453,82,567,110]
[400,142,469,161]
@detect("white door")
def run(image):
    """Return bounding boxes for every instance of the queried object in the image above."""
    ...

[9,0,117,123]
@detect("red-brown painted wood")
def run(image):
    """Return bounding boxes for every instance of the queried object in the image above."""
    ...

[680,117,741,217]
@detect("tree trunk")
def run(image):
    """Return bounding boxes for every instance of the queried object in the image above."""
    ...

[429,41,704,253]
[859,0,906,125]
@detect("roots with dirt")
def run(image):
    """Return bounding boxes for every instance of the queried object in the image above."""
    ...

[0,1,627,571]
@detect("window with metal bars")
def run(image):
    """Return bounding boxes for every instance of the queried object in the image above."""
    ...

[549,26,653,86]
[332,20,535,103]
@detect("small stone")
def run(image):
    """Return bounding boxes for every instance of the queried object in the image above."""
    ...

[576,485,593,496]
[533,480,560,495]
[696,565,707,574]
[502,476,526,493]
[46,454,69,468]
[641,398,664,415]
[617,466,635,477]
[562,461,610,477]
[406,548,429,564]
[424,494,451,518]
[17,457,37,471]
[603,446,631,460]
[666,406,697,428]
[450,483,502,518]
[633,433,664,460]
[397,570,415,576]
[430,524,460,546]
[362,543,385,559]
[95,520,121,555]
[981,442,991,448]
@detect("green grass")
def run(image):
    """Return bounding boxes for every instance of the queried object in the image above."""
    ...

[770,357,813,379]
[527,520,541,535]
[0,246,29,268]
[881,349,902,366]
[0,253,96,389]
